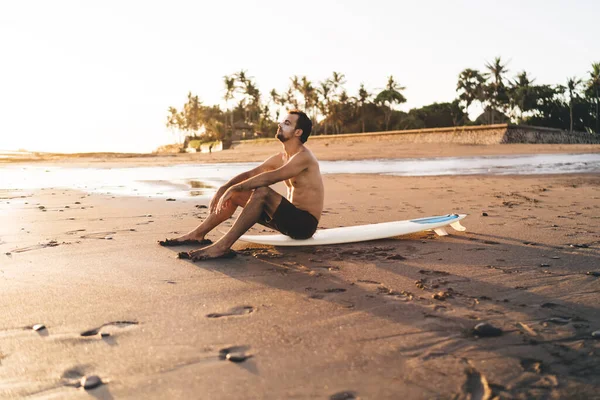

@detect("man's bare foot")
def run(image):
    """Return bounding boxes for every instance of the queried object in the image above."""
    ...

[185,244,237,262]
[158,233,212,247]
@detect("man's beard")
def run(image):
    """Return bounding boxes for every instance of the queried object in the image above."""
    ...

[276,132,289,142]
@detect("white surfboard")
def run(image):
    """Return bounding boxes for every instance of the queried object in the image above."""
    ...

[239,213,467,246]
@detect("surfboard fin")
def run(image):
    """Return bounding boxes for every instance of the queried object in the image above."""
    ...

[450,221,466,232]
[433,228,448,236]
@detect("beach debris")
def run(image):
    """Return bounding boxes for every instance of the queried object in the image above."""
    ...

[546,317,570,325]
[569,243,589,248]
[195,205,208,209]
[433,291,451,301]
[592,330,600,339]
[324,288,346,293]
[473,322,503,337]
[516,322,538,337]
[225,352,249,363]
[586,271,600,277]
[166,198,176,201]
[32,324,46,332]
[81,375,102,390]
[520,358,544,373]
[219,346,250,363]
[540,263,550,268]
[481,212,488,216]
[330,391,358,400]
[38,205,45,210]
[357,279,381,285]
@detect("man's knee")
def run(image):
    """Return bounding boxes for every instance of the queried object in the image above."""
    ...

[249,187,269,202]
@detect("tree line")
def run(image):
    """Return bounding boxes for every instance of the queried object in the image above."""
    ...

[166,59,600,145]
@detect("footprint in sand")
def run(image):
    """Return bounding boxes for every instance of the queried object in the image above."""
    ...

[206,306,255,318]
[419,269,450,276]
[218,346,252,363]
[80,321,138,337]
[65,229,86,235]
[79,229,135,240]
[329,391,358,400]
[11,240,63,253]
[520,358,545,373]
[308,288,354,308]
[460,367,492,400]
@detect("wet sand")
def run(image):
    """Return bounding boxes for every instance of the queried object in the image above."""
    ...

[1,148,600,398]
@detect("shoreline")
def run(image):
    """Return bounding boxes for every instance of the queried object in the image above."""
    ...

[2,142,600,167]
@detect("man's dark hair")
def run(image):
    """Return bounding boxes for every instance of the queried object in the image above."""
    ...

[288,110,312,143]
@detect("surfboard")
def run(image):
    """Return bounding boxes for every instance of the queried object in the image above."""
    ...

[239,213,467,246]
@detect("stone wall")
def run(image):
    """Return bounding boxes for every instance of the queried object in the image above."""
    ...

[308,125,509,145]
[306,124,600,144]
[232,124,600,148]
[502,125,600,144]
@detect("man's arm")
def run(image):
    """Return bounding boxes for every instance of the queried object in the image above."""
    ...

[234,152,310,192]
[209,153,283,213]
[222,153,284,188]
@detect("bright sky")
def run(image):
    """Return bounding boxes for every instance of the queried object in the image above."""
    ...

[1,0,598,153]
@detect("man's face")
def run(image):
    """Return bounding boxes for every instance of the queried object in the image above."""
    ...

[276,114,299,143]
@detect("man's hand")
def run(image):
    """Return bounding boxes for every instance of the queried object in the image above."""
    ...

[209,186,229,214]
[216,185,240,212]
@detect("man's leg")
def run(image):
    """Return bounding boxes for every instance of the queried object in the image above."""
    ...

[188,187,282,261]
[163,191,252,243]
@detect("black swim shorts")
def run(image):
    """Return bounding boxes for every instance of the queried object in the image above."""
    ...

[258,197,319,239]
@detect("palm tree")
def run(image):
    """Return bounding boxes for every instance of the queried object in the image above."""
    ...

[509,71,535,123]
[330,90,351,134]
[587,62,600,133]
[236,69,249,85]
[484,57,509,124]
[166,106,186,145]
[243,79,261,123]
[356,83,371,132]
[300,76,315,111]
[330,72,346,100]
[284,87,299,109]
[317,81,333,134]
[374,76,407,131]
[223,75,236,132]
[183,92,203,133]
[566,77,582,133]
[269,89,281,123]
[456,68,486,120]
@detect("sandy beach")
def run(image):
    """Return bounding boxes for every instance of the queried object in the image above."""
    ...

[2,143,600,399]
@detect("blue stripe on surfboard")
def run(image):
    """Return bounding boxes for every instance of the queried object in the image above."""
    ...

[410,214,458,224]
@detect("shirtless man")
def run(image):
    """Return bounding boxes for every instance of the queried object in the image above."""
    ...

[159,110,324,261]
